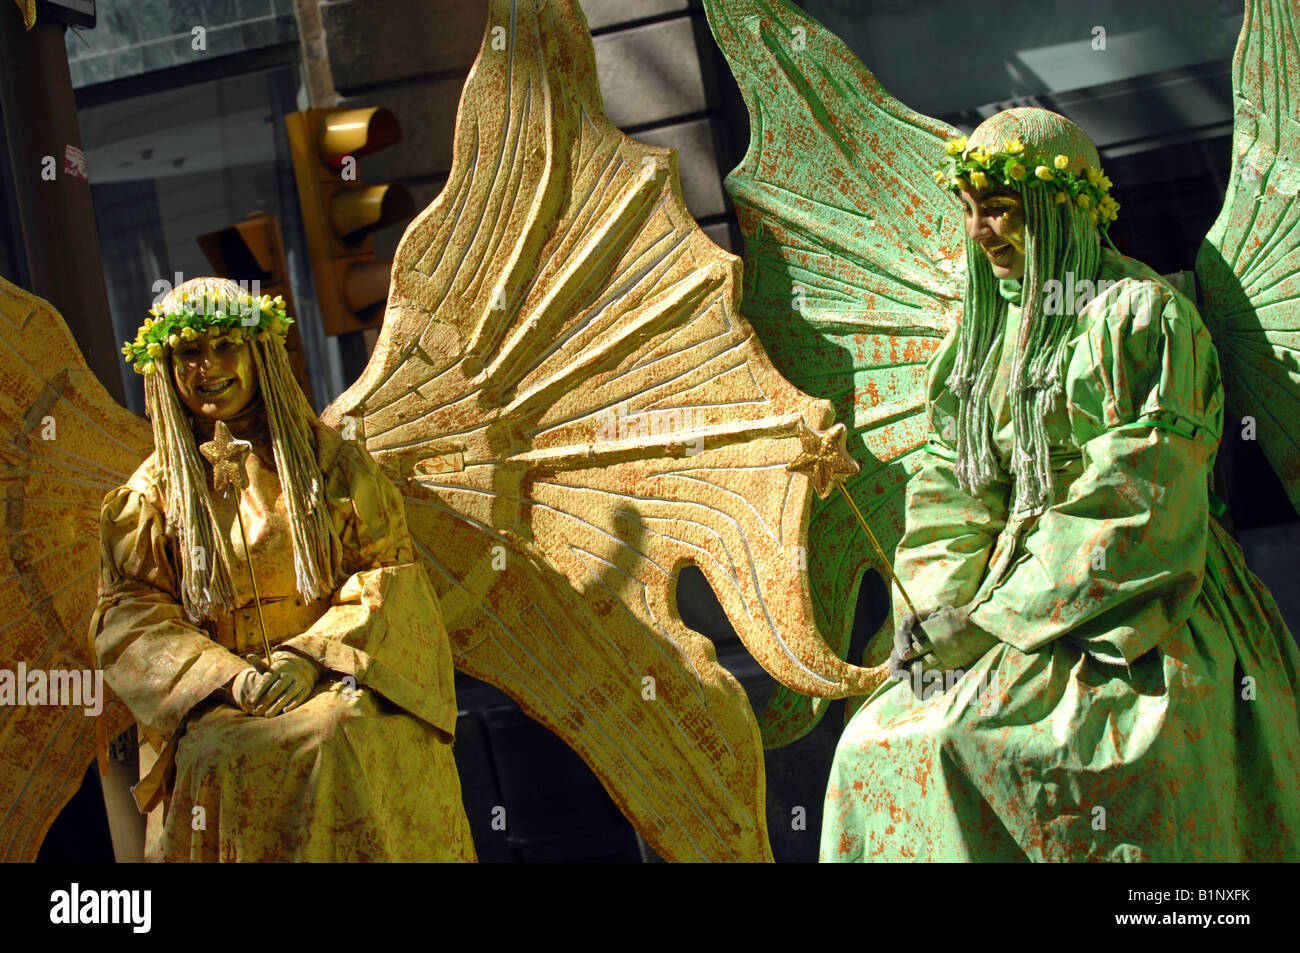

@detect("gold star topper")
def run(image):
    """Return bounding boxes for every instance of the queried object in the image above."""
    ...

[786,417,923,618]
[199,420,253,497]
[786,419,859,499]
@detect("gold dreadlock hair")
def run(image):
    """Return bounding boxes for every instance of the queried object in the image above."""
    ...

[141,277,341,621]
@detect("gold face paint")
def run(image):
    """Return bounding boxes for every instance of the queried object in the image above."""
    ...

[959,188,1027,279]
[999,202,1026,255]
[172,330,260,420]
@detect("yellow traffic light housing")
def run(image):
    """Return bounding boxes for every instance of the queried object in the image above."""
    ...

[285,107,414,335]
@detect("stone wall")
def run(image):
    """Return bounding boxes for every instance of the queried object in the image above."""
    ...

[64,0,299,88]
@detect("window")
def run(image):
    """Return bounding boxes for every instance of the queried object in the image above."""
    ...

[77,61,342,413]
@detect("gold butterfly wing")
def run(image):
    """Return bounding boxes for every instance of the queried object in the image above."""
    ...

[323,0,882,861]
[0,276,149,861]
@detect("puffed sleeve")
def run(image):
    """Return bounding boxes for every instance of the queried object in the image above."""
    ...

[278,437,459,739]
[90,478,249,754]
[892,326,1011,635]
[967,277,1225,663]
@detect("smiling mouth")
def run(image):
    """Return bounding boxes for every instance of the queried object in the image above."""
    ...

[982,242,1014,262]
[196,379,234,397]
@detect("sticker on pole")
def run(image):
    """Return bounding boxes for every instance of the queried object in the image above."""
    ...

[63,145,88,182]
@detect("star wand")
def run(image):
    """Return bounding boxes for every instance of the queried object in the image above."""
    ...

[786,419,924,623]
[200,420,274,668]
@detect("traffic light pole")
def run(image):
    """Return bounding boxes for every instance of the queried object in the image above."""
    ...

[0,9,124,404]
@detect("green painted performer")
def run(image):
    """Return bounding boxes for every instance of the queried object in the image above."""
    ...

[823,107,1300,861]
[704,0,1300,861]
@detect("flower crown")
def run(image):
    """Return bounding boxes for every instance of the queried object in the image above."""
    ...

[933,135,1120,228]
[122,289,293,375]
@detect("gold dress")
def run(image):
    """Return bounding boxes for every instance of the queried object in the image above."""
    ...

[90,414,475,862]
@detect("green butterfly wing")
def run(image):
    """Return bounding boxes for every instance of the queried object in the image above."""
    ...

[1197,0,1300,512]
[702,0,965,744]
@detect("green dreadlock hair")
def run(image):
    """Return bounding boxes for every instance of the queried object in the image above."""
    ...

[939,108,1116,515]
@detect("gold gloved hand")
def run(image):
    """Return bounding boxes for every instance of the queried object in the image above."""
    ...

[250,650,321,718]
[230,666,283,714]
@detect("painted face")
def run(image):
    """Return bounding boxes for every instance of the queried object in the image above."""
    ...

[958,186,1027,280]
[171,330,259,420]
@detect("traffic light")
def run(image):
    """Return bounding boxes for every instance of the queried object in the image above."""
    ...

[284,107,415,336]
[196,211,313,399]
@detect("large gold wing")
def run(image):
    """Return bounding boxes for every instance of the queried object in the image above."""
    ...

[323,0,879,861]
[0,277,149,861]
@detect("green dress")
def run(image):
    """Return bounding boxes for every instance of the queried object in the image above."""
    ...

[821,249,1300,861]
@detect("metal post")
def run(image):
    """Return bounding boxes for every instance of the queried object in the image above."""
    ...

[0,9,124,403]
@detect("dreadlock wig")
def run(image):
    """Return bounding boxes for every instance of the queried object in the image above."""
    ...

[933,107,1120,515]
[124,276,342,621]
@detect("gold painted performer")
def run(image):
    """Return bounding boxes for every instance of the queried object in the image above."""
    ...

[90,276,475,862]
